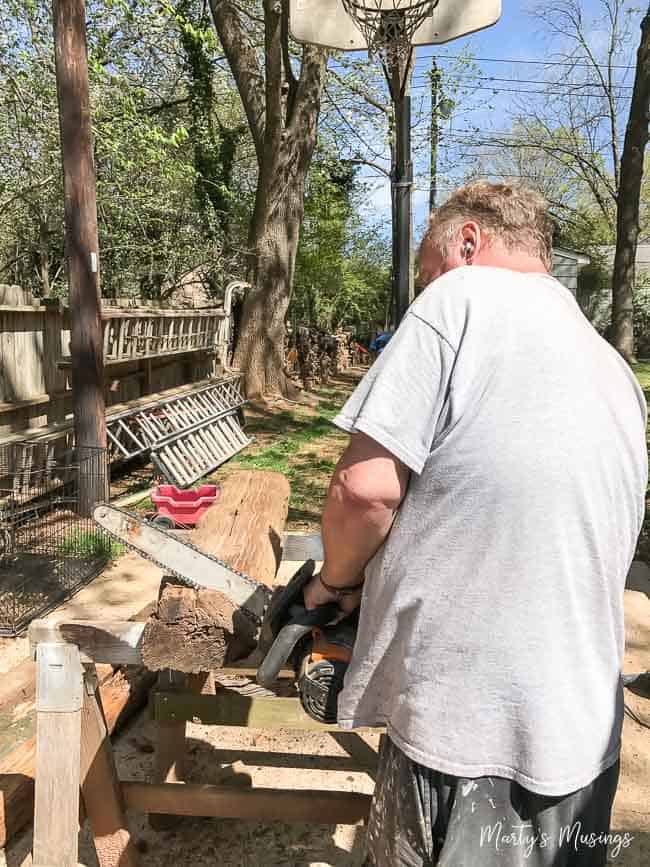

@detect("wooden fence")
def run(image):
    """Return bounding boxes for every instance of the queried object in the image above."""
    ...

[0,304,232,439]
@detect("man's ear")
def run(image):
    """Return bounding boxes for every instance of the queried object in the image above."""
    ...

[460,222,480,263]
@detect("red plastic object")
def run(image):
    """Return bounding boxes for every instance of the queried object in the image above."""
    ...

[151,484,220,527]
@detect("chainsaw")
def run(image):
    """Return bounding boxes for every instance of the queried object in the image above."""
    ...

[93,504,356,724]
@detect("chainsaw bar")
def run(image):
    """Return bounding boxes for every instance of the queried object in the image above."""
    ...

[93,504,272,628]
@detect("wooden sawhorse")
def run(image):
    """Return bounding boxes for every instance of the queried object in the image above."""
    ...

[28,619,375,867]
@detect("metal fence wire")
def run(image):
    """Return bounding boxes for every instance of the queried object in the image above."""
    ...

[0,442,111,636]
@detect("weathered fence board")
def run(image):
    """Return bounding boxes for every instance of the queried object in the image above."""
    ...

[0,305,231,439]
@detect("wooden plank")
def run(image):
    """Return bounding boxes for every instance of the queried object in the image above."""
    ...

[31,311,46,397]
[80,671,139,867]
[32,644,82,867]
[123,782,372,825]
[29,620,145,665]
[147,671,212,831]
[0,394,52,415]
[191,470,289,587]
[58,344,214,368]
[100,308,225,320]
[149,670,188,832]
[151,691,337,731]
[0,661,113,760]
[1,312,17,402]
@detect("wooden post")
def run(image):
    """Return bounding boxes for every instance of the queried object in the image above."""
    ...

[52,0,107,508]
[32,643,83,867]
[80,666,139,867]
[149,669,189,831]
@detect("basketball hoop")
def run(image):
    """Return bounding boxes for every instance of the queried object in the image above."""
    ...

[288,0,502,324]
[340,0,440,60]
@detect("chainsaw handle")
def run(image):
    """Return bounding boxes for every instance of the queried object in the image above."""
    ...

[256,602,339,687]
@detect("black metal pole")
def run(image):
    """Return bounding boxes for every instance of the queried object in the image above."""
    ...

[394,88,412,325]
[388,53,413,326]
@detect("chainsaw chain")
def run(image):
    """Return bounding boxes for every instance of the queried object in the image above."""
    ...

[97,504,271,628]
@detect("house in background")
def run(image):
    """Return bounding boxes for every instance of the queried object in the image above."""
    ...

[552,248,591,296]
[576,244,650,340]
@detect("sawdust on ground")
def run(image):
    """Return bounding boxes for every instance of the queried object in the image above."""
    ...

[2,580,648,867]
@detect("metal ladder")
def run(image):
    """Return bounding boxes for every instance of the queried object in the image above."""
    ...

[151,412,251,486]
[106,375,251,485]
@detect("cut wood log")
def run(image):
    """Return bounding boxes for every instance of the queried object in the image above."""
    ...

[141,470,289,673]
[191,470,289,586]
[141,582,257,673]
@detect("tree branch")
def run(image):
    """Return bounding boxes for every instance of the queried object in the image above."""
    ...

[208,0,265,161]
[327,67,389,114]
[346,157,390,177]
[281,0,298,120]
[263,0,284,158]
[287,43,328,143]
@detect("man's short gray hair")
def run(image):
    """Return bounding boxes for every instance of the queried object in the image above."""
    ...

[423,181,554,270]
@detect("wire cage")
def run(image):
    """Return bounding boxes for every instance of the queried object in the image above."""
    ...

[0,442,111,636]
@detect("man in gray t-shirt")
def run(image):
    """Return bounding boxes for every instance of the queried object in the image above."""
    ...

[303,182,647,866]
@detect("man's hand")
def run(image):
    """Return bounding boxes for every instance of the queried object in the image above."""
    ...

[303,572,363,615]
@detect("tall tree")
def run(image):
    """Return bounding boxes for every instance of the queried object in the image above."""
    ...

[611,6,650,361]
[209,0,327,396]
[477,0,634,232]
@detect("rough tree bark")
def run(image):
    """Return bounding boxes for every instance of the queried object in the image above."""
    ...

[209,0,328,397]
[611,6,650,362]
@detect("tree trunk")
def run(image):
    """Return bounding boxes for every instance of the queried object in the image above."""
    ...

[234,182,305,397]
[142,470,290,672]
[611,6,650,363]
[209,0,327,398]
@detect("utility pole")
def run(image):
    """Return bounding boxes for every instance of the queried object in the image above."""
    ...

[611,5,650,362]
[52,0,107,506]
[429,59,441,213]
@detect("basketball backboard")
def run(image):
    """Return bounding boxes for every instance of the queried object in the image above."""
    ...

[289,0,502,51]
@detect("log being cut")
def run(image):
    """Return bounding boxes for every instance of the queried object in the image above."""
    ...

[96,470,291,674]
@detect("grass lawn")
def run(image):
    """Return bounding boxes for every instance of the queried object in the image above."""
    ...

[124,371,361,530]
[632,361,650,397]
[212,371,362,531]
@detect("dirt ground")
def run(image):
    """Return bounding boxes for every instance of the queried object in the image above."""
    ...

[1,372,649,866]
[2,569,648,867]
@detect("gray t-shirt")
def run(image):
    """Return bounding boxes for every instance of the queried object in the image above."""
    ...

[334,266,647,796]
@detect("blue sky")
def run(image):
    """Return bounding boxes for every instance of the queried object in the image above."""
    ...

[330,1,644,242]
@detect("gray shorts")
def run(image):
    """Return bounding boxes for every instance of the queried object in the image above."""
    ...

[365,737,620,867]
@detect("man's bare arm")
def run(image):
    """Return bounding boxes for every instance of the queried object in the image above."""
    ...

[304,432,410,610]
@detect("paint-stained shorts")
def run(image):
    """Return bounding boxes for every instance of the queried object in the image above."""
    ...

[364,737,623,867]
